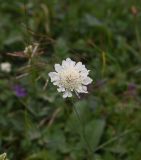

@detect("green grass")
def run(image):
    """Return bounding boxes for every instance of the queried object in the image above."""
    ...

[0,0,141,159]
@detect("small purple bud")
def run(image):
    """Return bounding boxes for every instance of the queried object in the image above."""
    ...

[13,84,27,98]
[124,83,137,97]
[128,83,136,91]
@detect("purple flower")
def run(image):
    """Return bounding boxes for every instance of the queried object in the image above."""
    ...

[124,83,137,98]
[13,84,27,98]
[128,83,136,91]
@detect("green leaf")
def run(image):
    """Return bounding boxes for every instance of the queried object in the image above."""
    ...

[84,119,106,151]
[25,150,48,160]
[66,100,92,133]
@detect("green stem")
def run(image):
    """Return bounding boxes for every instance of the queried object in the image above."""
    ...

[94,129,132,152]
[73,105,94,160]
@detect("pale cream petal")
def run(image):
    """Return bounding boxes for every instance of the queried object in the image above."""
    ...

[82,77,93,85]
[54,64,62,73]
[81,68,90,73]
[66,58,72,62]
[63,90,72,98]
[48,72,59,82]
[57,87,65,92]
[62,58,76,68]
[75,62,82,70]
[62,60,69,68]
[75,62,86,71]
[76,85,88,93]
[66,58,76,67]
[53,81,60,86]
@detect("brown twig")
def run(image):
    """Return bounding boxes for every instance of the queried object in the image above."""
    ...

[47,108,61,127]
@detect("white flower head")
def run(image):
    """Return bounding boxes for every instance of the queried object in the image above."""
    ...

[24,45,33,55]
[24,43,39,56]
[49,58,93,98]
[0,153,7,160]
[0,62,11,73]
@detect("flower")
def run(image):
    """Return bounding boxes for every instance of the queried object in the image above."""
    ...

[13,85,27,98]
[0,62,11,73]
[24,45,33,55]
[49,58,93,98]
[24,43,39,56]
[123,83,137,98]
[0,153,8,160]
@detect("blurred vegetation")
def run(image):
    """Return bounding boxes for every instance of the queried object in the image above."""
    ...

[0,0,141,159]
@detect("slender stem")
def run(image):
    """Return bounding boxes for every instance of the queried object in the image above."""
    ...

[23,0,31,45]
[19,99,36,117]
[73,104,94,159]
[135,22,141,53]
[94,129,131,152]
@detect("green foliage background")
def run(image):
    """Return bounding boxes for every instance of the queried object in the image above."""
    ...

[0,0,141,159]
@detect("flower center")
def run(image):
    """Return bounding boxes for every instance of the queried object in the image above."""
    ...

[59,68,81,90]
